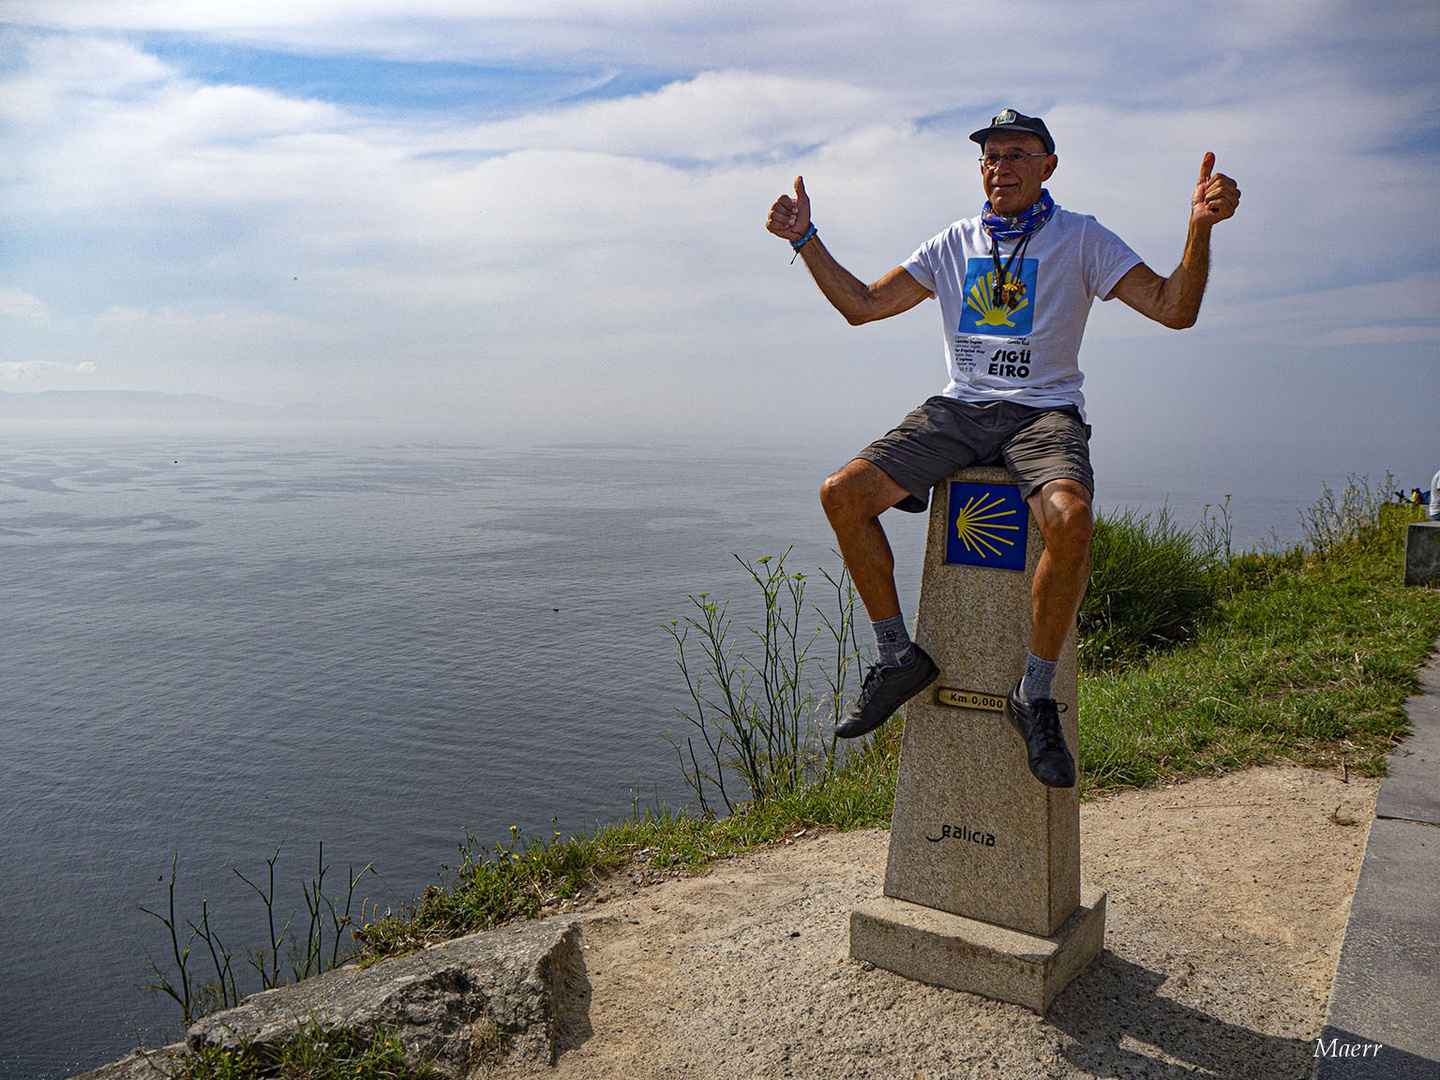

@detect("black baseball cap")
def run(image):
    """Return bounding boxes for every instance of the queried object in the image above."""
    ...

[969,109,1055,155]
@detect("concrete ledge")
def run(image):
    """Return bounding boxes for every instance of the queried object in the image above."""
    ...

[1315,646,1440,1079]
[850,886,1106,1014]
[1374,649,1440,826]
[1403,521,1440,587]
[1314,820,1440,1078]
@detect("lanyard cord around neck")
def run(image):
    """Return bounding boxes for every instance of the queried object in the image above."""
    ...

[989,229,1034,310]
[982,190,1054,310]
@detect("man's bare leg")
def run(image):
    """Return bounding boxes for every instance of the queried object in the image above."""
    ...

[819,458,909,621]
[820,458,938,737]
[1025,477,1094,662]
[1004,476,1092,788]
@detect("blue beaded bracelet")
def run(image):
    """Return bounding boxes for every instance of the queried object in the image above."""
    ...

[789,222,817,263]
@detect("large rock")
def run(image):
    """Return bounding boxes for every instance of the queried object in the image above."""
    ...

[75,917,586,1079]
[187,918,584,1074]
[71,1044,187,1080]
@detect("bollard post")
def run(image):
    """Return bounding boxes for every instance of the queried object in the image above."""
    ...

[1405,521,1440,587]
[850,465,1106,1012]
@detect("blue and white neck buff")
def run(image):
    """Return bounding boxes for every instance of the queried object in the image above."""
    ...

[981,189,1056,244]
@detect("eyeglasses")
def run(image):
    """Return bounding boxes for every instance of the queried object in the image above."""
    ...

[979,151,1050,169]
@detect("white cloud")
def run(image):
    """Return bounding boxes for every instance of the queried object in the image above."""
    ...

[0,4,1436,444]
[4,39,348,215]
[451,71,887,163]
[0,359,98,381]
[0,288,52,320]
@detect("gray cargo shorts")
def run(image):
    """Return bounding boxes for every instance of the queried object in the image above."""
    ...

[854,397,1093,513]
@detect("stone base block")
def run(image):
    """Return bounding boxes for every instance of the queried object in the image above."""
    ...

[1405,521,1440,587]
[850,887,1106,1014]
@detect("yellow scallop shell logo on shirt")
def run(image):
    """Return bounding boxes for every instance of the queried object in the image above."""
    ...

[967,270,1028,328]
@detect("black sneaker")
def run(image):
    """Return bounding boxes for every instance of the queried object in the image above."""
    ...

[1005,680,1076,788]
[835,646,939,739]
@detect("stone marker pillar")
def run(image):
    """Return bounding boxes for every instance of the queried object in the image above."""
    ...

[850,465,1106,1013]
[1405,521,1440,586]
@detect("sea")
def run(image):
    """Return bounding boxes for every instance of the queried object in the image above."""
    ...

[0,434,1354,1078]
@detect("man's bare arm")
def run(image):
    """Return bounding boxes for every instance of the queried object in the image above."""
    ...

[796,242,933,325]
[767,175,932,325]
[1109,152,1240,330]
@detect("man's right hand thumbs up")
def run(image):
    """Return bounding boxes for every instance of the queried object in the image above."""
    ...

[767,175,812,242]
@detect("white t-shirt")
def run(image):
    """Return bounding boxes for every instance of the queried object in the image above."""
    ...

[901,207,1142,419]
[1430,468,1439,520]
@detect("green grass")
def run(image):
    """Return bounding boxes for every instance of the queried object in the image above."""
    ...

[354,719,904,958]
[350,496,1438,964]
[1081,501,1225,666]
[1081,511,1439,785]
[171,1022,445,1079]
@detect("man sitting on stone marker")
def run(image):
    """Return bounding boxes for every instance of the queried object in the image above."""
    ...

[766,108,1240,788]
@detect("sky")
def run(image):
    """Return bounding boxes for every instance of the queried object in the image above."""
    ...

[0,1,1436,481]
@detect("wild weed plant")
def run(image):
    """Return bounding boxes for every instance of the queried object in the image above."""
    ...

[1301,473,1395,559]
[238,842,371,988]
[141,842,372,1026]
[664,549,865,814]
[139,854,239,1026]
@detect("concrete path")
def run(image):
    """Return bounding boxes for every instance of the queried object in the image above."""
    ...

[1315,647,1440,1079]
